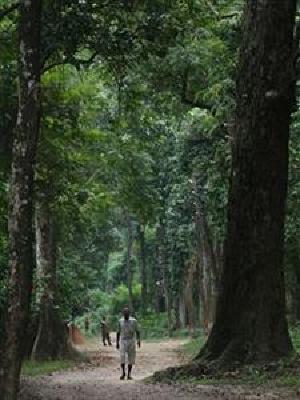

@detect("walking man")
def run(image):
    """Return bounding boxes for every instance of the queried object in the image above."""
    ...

[116,307,141,380]
[100,316,112,346]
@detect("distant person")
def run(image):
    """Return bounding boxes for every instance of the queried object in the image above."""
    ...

[100,316,112,346]
[116,307,141,380]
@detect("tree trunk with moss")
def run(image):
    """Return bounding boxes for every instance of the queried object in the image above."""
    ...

[3,1,42,398]
[199,0,296,365]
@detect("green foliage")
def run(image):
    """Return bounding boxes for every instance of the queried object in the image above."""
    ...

[290,324,300,353]
[75,282,142,334]
[137,313,169,340]
[0,0,241,337]
[22,360,74,377]
[110,283,142,316]
[181,336,206,359]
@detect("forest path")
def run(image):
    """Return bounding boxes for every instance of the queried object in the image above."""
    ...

[21,337,298,400]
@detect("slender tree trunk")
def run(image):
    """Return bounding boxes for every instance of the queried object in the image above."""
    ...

[165,285,173,336]
[184,257,197,335]
[3,1,42,398]
[199,0,296,365]
[174,297,181,329]
[193,178,217,332]
[126,215,134,312]
[138,223,148,312]
[102,251,110,291]
[31,200,72,361]
[154,234,163,313]
[179,294,187,327]
[157,222,172,335]
[198,249,214,336]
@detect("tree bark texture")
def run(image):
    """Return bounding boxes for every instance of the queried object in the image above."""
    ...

[31,200,72,361]
[3,1,42,398]
[200,0,297,365]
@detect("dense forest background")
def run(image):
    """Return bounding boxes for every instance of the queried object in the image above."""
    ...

[0,0,240,340]
[1,0,300,398]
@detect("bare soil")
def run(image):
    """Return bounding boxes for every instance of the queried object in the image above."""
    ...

[20,337,300,399]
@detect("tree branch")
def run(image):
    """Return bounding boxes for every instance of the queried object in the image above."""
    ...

[220,12,240,20]
[0,2,20,21]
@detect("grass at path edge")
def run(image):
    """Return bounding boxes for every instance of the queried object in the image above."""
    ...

[151,327,300,388]
[22,360,75,377]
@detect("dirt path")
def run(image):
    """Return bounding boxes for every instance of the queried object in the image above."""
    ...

[20,337,299,400]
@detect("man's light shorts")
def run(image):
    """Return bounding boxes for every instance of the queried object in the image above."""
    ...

[120,339,136,365]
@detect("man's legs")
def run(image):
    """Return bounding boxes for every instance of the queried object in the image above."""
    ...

[120,364,126,380]
[120,342,126,380]
[127,341,136,380]
[128,364,133,380]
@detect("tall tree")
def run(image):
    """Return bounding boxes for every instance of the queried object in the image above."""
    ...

[3,1,42,398]
[200,0,297,365]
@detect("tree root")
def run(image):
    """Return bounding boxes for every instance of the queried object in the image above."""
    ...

[150,353,300,384]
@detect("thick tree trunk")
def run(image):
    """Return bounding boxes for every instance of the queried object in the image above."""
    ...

[126,215,134,312]
[138,223,147,312]
[3,1,42,398]
[31,200,72,361]
[199,0,296,365]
